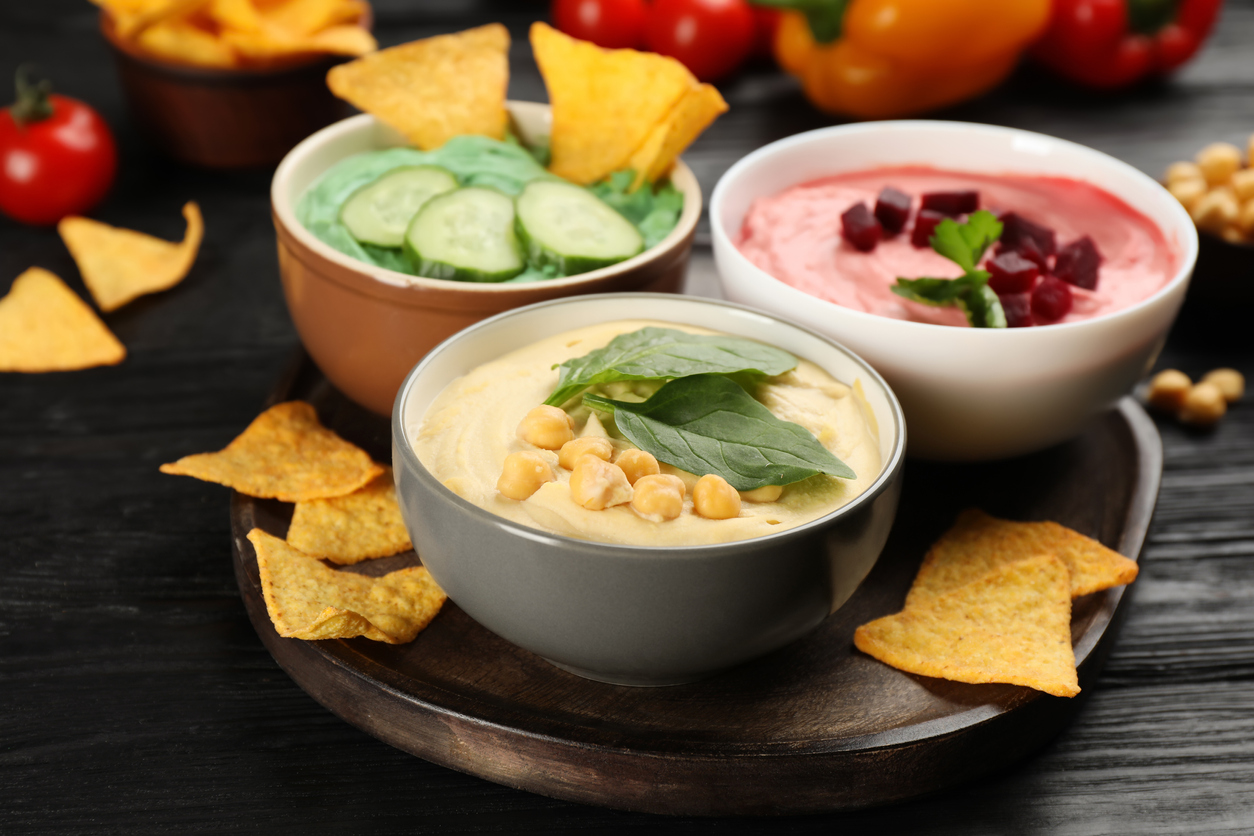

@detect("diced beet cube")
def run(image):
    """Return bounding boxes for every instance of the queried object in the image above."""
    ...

[921,190,979,216]
[1000,212,1056,259]
[1032,276,1073,322]
[987,251,1040,295]
[1000,292,1033,328]
[874,186,912,234]
[841,202,882,252]
[1053,236,1102,290]
[996,238,1049,272]
[911,209,946,248]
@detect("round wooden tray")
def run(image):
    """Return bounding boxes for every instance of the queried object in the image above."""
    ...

[231,353,1161,816]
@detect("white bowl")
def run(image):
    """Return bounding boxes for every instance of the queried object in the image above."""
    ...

[711,121,1198,461]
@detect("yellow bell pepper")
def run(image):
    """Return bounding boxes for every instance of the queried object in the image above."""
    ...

[769,0,1051,119]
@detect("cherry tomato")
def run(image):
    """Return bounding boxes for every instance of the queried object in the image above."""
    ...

[645,0,756,81]
[551,0,648,49]
[0,69,117,226]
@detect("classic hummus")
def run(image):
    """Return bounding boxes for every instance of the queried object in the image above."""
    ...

[736,165,1181,326]
[410,320,883,546]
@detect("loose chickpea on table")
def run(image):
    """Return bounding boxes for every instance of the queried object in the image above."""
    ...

[1146,368,1245,427]
[1164,135,1254,243]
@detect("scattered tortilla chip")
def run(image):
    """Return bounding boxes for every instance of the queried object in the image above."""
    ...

[327,24,509,150]
[160,401,384,501]
[907,509,1139,606]
[59,202,204,313]
[532,22,698,185]
[287,466,412,564]
[249,528,445,643]
[0,268,126,372]
[628,83,727,190]
[855,554,1080,698]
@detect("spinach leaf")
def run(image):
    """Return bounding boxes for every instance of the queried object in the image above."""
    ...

[545,326,797,407]
[583,374,855,491]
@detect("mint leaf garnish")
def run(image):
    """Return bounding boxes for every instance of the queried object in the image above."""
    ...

[894,210,1006,328]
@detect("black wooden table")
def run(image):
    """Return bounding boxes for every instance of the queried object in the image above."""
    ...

[3,1,1253,832]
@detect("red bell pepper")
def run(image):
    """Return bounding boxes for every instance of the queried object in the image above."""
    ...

[1032,0,1224,89]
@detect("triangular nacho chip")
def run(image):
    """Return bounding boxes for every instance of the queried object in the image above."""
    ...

[907,509,1139,605]
[59,202,204,313]
[628,82,727,189]
[261,0,367,38]
[327,24,509,150]
[0,267,126,372]
[249,528,445,643]
[160,401,384,501]
[287,466,412,564]
[531,21,697,185]
[856,554,1080,697]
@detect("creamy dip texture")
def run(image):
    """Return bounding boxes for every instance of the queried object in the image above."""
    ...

[411,321,883,546]
[736,166,1181,327]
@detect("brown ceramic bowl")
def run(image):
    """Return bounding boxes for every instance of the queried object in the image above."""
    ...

[100,12,353,168]
[270,102,702,415]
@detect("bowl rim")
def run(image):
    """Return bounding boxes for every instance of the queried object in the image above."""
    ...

[272,107,704,294]
[709,119,1200,336]
[392,292,907,558]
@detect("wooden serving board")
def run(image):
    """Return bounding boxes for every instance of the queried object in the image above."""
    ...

[231,353,1161,816]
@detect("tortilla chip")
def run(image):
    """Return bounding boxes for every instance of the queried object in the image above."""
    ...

[855,554,1080,697]
[532,22,697,185]
[160,401,384,501]
[223,23,374,60]
[327,24,508,150]
[136,18,237,65]
[628,83,727,189]
[287,467,412,564]
[907,509,1139,605]
[262,0,366,37]
[59,203,204,313]
[105,0,211,39]
[249,528,445,643]
[0,268,126,372]
[207,0,264,32]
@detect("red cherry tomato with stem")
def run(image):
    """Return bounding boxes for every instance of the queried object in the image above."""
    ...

[551,0,648,49]
[645,0,756,82]
[0,67,117,226]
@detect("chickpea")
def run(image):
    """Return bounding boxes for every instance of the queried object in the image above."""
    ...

[1180,382,1227,427]
[1237,200,1254,235]
[615,448,660,485]
[740,484,784,503]
[558,436,613,470]
[631,474,686,521]
[516,405,574,450]
[1165,160,1204,185]
[1168,178,1207,210]
[1201,368,1245,403]
[1231,169,1254,203]
[1191,188,1240,233]
[1195,142,1243,186]
[496,452,555,500]
[693,474,741,520]
[569,455,633,510]
[1146,369,1192,413]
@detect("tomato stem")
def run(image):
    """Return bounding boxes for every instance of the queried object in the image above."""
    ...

[12,65,54,128]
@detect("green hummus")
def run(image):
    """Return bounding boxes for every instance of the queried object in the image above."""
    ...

[296,135,683,283]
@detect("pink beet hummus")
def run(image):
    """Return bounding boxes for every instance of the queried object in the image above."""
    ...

[735,166,1181,326]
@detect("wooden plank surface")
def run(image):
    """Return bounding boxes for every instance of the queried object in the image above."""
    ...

[3,0,1254,832]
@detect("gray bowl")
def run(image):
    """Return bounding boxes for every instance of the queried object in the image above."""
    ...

[392,294,906,686]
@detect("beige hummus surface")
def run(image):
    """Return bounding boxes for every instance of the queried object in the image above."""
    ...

[410,320,883,546]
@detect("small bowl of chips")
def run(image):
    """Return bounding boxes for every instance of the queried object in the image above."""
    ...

[271,24,719,416]
[97,0,377,168]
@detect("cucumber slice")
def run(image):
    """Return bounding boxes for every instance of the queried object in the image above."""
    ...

[403,187,524,283]
[515,180,644,275]
[339,165,458,248]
